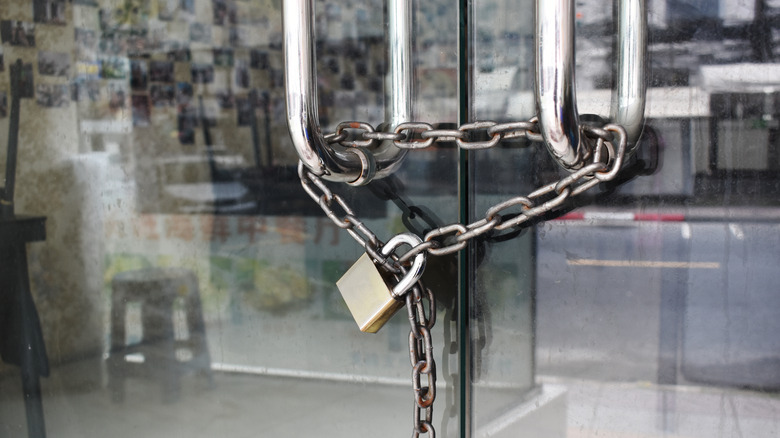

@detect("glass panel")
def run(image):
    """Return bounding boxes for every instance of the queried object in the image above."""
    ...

[472,0,780,437]
[469,2,549,436]
[0,1,460,437]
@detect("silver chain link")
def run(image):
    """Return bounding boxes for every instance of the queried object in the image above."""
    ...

[300,118,628,437]
[406,283,436,438]
[301,119,627,266]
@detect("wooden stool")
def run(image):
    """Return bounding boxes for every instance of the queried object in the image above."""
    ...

[107,267,214,403]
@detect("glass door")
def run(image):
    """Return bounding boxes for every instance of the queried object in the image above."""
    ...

[469,0,780,437]
[1,0,779,437]
[2,0,465,437]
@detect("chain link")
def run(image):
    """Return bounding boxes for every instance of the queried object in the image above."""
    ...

[331,118,564,152]
[407,284,436,438]
[334,119,545,150]
[303,119,627,265]
[299,118,628,437]
[298,164,396,271]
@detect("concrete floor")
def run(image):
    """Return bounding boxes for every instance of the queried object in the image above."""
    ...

[2,358,779,438]
[0,360,416,438]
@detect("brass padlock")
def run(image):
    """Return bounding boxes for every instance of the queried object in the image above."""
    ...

[337,234,427,333]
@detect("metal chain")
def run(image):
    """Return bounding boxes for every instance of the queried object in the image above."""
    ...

[333,119,547,150]
[406,283,436,438]
[300,119,627,267]
[299,118,627,437]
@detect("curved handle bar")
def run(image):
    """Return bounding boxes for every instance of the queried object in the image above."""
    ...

[535,0,581,170]
[535,0,647,171]
[612,0,647,152]
[283,0,409,184]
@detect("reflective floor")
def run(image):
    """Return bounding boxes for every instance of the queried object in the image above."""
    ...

[0,363,413,438]
[557,377,780,438]
[2,362,778,438]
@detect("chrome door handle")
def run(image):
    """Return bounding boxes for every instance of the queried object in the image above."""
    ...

[535,0,647,171]
[612,0,647,154]
[387,0,413,133]
[283,0,411,185]
[535,0,581,170]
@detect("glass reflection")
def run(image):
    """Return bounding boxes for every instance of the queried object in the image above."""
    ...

[1,0,779,436]
[472,0,780,437]
[0,0,459,437]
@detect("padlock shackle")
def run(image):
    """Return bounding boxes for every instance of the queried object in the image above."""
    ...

[381,234,427,299]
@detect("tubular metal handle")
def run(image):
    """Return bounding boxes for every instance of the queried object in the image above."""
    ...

[612,0,647,152]
[387,0,414,131]
[535,0,647,171]
[283,0,410,184]
[535,0,581,170]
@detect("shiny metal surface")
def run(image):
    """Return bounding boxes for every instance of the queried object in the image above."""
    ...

[612,0,647,150]
[383,0,413,160]
[298,120,628,265]
[406,284,436,438]
[283,0,348,181]
[283,0,407,184]
[535,0,582,170]
[381,233,427,299]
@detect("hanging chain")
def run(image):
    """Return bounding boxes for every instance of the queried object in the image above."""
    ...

[406,283,436,438]
[300,118,626,437]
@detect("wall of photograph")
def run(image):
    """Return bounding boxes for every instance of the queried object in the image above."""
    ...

[0,0,412,210]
